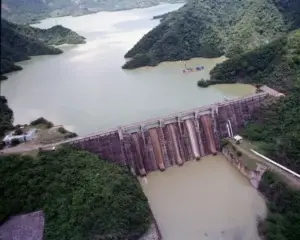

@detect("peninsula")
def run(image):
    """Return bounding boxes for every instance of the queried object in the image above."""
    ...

[1,19,85,79]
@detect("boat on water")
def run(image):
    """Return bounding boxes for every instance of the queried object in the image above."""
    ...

[183,63,204,73]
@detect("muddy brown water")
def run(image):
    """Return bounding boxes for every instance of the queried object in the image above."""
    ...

[140,155,266,240]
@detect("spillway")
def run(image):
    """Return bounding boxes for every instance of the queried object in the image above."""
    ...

[70,92,269,175]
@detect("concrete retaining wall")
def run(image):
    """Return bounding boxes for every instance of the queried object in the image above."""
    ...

[222,148,267,188]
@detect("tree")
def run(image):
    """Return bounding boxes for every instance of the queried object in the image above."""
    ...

[236,151,242,157]
[0,147,151,240]
[0,96,14,137]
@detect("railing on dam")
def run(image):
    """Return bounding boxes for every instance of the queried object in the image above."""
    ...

[50,91,271,176]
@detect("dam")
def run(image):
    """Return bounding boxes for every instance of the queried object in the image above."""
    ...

[68,91,269,176]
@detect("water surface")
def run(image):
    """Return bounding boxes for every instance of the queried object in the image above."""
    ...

[140,156,266,240]
[2,4,255,135]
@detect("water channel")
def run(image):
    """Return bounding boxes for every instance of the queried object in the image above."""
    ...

[1,4,265,239]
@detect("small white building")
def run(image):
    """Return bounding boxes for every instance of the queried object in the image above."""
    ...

[233,135,243,144]
[3,129,37,145]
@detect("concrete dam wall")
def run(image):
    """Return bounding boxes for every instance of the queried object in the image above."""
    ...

[70,93,268,175]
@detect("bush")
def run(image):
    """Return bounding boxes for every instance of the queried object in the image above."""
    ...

[64,132,78,139]
[197,79,210,88]
[0,141,5,150]
[0,147,151,240]
[258,171,300,240]
[221,138,229,147]
[10,138,20,146]
[58,127,68,134]
[46,122,54,129]
[30,117,53,126]
[0,96,14,138]
[13,128,23,136]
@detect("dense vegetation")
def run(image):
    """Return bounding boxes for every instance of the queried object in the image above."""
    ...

[123,0,300,69]
[201,30,300,173]
[242,92,300,173]
[258,171,300,240]
[2,0,184,23]
[0,147,151,240]
[1,19,85,78]
[0,96,14,138]
[200,28,300,238]
[30,117,54,128]
[202,30,300,93]
[13,23,86,46]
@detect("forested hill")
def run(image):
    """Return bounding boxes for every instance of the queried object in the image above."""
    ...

[1,0,184,24]
[1,19,85,78]
[204,29,300,173]
[208,29,300,240]
[123,0,300,69]
[206,30,300,93]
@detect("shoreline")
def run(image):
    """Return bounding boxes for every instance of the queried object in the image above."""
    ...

[123,56,227,71]
[139,211,162,240]
[7,2,185,25]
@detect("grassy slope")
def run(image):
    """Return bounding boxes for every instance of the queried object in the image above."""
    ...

[123,0,299,69]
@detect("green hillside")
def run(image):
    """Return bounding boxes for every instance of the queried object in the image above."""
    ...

[123,0,300,69]
[204,30,300,93]
[203,29,300,173]
[0,96,14,138]
[202,28,300,240]
[1,19,85,77]
[0,147,151,240]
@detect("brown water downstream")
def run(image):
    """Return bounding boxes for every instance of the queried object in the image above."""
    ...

[140,155,266,240]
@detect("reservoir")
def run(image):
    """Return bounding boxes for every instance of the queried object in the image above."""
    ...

[2,3,255,135]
